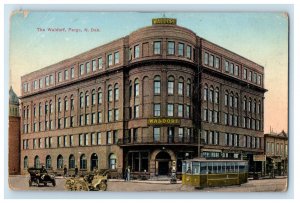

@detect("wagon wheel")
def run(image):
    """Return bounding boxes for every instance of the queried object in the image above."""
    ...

[73,180,88,191]
[97,181,107,191]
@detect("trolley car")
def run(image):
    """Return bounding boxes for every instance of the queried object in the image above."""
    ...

[182,158,248,188]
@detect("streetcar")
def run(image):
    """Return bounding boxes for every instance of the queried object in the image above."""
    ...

[182,158,248,188]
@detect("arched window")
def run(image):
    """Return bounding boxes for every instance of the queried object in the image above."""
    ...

[234,94,239,108]
[225,91,229,106]
[57,154,63,169]
[64,96,69,111]
[187,79,191,97]
[58,98,62,112]
[39,102,42,116]
[209,86,214,103]
[49,100,53,113]
[24,156,28,169]
[46,155,52,169]
[134,79,139,97]
[258,101,261,114]
[91,90,96,105]
[80,154,87,169]
[114,84,119,101]
[45,101,48,115]
[229,92,234,107]
[69,154,75,169]
[178,77,184,96]
[204,84,208,101]
[109,154,117,170]
[253,99,257,113]
[70,95,74,110]
[34,155,40,168]
[85,91,90,107]
[215,88,219,104]
[243,96,247,111]
[248,98,252,112]
[168,76,174,95]
[154,76,161,94]
[80,92,84,108]
[98,88,102,104]
[108,85,113,102]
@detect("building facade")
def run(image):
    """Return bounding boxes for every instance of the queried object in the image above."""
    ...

[9,87,21,175]
[20,18,267,177]
[264,131,288,176]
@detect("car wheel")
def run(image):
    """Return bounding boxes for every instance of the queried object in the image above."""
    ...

[52,180,56,187]
[29,179,32,187]
[98,181,107,191]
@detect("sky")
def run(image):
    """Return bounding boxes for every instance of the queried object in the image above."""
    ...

[9,11,288,133]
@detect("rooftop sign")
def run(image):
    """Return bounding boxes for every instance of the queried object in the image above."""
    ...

[152,18,177,25]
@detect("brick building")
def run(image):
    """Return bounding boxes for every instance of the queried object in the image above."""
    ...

[20,18,267,178]
[264,131,288,176]
[9,87,21,175]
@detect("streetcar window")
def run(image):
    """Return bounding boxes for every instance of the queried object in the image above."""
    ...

[182,162,186,173]
[213,162,218,173]
[239,162,245,173]
[200,162,207,174]
[192,162,200,175]
[208,162,213,174]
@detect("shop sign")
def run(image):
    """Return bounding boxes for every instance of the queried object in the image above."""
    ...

[147,118,180,125]
[253,155,266,162]
[152,18,177,25]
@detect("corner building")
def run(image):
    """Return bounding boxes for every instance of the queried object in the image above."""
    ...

[20,18,267,177]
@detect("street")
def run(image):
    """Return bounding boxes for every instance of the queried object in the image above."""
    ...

[8,175,288,192]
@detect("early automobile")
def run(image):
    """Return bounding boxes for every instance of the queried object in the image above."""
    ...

[65,169,109,191]
[28,167,56,187]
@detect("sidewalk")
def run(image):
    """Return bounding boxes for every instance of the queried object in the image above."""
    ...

[109,178,182,184]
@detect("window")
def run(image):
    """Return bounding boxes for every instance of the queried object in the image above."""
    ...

[108,54,113,66]
[34,80,38,90]
[186,105,191,118]
[178,104,183,117]
[109,154,117,170]
[108,110,112,122]
[214,111,219,123]
[134,45,140,58]
[215,57,220,69]
[154,104,161,117]
[86,62,90,73]
[69,155,75,169]
[39,79,43,88]
[114,84,119,101]
[209,54,214,67]
[178,128,184,142]
[248,71,252,81]
[34,156,40,168]
[167,104,174,117]
[153,127,160,142]
[234,96,238,108]
[178,78,183,95]
[113,130,118,144]
[204,85,208,101]
[204,52,209,65]
[114,52,119,64]
[79,134,84,146]
[64,70,69,80]
[85,93,89,107]
[154,76,161,94]
[24,156,28,169]
[98,112,102,123]
[230,63,234,74]
[225,61,229,72]
[186,45,191,59]
[225,91,228,106]
[168,41,175,55]
[203,108,208,121]
[64,98,69,111]
[92,113,96,124]
[209,87,213,103]
[79,115,84,126]
[234,115,238,126]
[258,75,261,85]
[85,133,89,145]
[108,85,113,102]
[97,132,102,145]
[134,105,139,118]
[107,132,112,144]
[71,67,75,78]
[57,155,63,169]
[168,76,174,95]
[248,99,252,112]
[49,75,54,84]
[91,90,96,105]
[45,77,49,86]
[80,154,87,169]
[234,65,239,76]
[58,98,62,112]
[134,79,139,97]
[208,110,213,123]
[187,79,191,97]
[98,89,102,104]
[178,43,184,56]
[224,113,228,125]
[243,68,247,79]
[114,109,119,121]
[92,60,97,71]
[215,88,219,104]
[98,57,103,69]
[70,116,74,127]
[154,41,161,54]
[80,64,84,75]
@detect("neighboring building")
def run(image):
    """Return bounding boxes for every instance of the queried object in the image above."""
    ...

[264,131,288,176]
[19,18,267,177]
[9,87,21,175]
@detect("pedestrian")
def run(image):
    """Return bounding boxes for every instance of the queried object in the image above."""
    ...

[124,168,128,181]
[63,165,68,177]
[74,165,78,177]
[126,166,131,181]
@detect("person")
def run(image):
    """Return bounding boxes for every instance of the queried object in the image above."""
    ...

[126,166,131,181]
[63,165,68,177]
[74,165,78,177]
[40,165,47,180]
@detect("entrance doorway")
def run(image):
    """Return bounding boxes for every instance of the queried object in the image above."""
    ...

[155,151,171,176]
[90,153,98,171]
